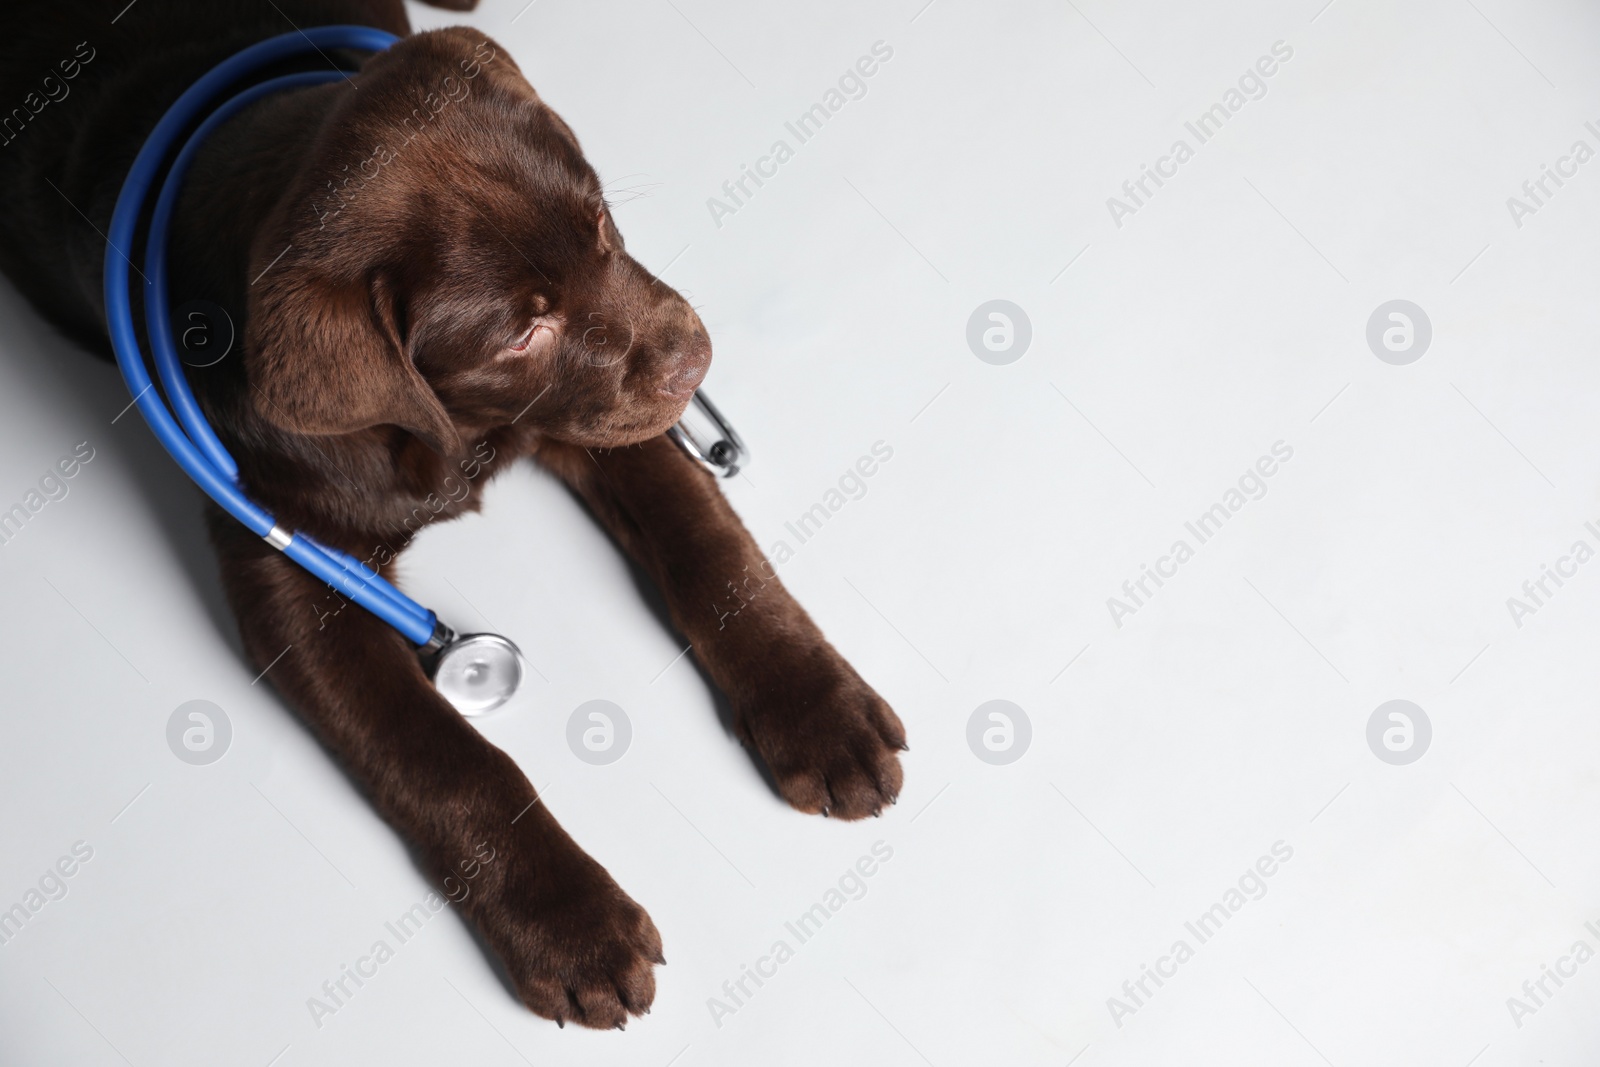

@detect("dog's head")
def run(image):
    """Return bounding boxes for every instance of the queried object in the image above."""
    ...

[245,29,709,456]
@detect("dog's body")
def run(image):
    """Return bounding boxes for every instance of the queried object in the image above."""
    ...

[0,0,905,1028]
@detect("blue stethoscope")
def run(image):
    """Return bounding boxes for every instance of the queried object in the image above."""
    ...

[106,26,745,714]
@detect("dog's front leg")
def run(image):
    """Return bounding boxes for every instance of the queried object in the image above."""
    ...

[539,436,907,819]
[207,512,661,1029]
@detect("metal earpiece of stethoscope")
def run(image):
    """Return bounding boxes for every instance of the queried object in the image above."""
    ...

[103,26,746,717]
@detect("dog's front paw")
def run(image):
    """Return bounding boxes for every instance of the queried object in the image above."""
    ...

[736,651,907,819]
[470,834,662,1029]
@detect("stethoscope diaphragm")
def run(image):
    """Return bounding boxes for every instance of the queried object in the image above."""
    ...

[428,632,525,716]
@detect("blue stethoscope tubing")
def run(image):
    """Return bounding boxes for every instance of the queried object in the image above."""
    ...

[107,24,745,708]
[104,27,442,646]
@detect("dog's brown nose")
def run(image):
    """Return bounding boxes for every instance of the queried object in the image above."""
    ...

[660,335,710,398]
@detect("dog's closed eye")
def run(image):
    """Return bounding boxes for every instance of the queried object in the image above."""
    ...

[504,315,562,357]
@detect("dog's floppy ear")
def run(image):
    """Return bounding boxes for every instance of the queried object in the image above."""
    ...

[246,268,461,456]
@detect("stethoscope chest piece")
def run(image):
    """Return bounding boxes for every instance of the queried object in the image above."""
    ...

[429,632,525,716]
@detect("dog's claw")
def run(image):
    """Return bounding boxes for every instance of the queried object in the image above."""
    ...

[556,1018,565,1030]
[737,657,905,822]
[651,950,666,966]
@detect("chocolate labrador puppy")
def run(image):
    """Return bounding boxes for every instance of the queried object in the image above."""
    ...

[0,0,905,1029]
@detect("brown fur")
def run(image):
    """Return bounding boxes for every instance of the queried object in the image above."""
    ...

[0,0,905,1029]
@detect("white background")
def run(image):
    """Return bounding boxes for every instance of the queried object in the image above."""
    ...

[4,0,1600,1062]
